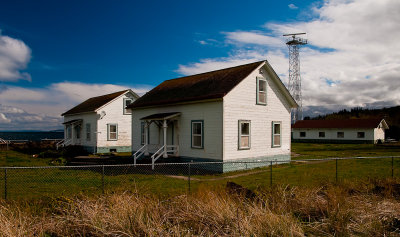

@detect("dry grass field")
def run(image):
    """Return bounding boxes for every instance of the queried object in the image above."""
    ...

[1,178,400,236]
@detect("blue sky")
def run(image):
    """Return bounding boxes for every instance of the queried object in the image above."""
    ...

[0,0,399,130]
[0,0,313,88]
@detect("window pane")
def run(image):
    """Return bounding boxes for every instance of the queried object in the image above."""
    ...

[300,132,306,137]
[193,135,201,147]
[240,136,249,147]
[337,132,344,138]
[193,122,202,135]
[125,99,132,106]
[110,133,116,140]
[241,122,249,135]
[274,123,281,135]
[258,92,266,103]
[273,135,281,146]
[259,80,266,91]
[319,132,325,138]
[110,125,116,133]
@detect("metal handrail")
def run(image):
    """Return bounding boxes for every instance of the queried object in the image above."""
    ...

[133,144,148,165]
[151,145,166,169]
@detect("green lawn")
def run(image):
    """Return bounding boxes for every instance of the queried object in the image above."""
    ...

[0,143,399,200]
[291,142,400,159]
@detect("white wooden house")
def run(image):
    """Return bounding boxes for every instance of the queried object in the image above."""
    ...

[61,89,139,153]
[292,118,388,144]
[128,61,298,171]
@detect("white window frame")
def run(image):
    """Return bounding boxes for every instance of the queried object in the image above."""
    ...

[86,123,91,141]
[123,98,133,115]
[107,124,118,141]
[256,77,267,105]
[272,121,281,147]
[238,120,251,150]
[191,120,203,149]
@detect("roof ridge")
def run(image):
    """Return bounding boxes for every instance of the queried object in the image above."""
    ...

[165,60,265,82]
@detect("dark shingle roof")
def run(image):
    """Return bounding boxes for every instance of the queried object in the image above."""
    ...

[62,90,128,116]
[129,61,265,108]
[292,118,387,129]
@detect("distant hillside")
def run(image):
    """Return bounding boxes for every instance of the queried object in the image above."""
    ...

[307,106,400,139]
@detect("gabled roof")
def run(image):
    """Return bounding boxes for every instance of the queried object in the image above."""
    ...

[292,118,389,129]
[62,90,131,116]
[130,60,297,108]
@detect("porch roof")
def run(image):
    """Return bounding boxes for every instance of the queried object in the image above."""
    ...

[141,112,181,121]
[62,119,83,125]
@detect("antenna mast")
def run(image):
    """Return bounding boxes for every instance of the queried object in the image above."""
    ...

[283,32,307,123]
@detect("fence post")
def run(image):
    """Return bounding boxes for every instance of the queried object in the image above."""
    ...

[335,159,338,183]
[270,160,272,187]
[188,163,191,194]
[4,168,7,200]
[102,165,105,195]
[392,156,394,178]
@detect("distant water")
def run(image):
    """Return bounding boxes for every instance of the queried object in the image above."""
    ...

[0,132,64,141]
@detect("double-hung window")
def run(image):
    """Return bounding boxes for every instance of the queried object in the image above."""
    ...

[272,121,281,147]
[86,123,91,141]
[191,120,203,148]
[141,122,148,145]
[107,124,118,141]
[123,98,133,114]
[239,120,251,149]
[66,125,72,139]
[257,77,267,105]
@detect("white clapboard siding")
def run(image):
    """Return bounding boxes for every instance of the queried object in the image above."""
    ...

[97,94,133,148]
[292,129,375,141]
[223,65,292,161]
[63,113,98,147]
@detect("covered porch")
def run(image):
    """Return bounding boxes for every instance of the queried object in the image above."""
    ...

[133,112,181,169]
[58,119,83,148]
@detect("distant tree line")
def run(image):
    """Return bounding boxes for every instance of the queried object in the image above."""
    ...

[306,106,400,140]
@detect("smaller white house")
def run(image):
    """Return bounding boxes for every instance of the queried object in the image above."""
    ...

[61,89,139,153]
[292,118,389,144]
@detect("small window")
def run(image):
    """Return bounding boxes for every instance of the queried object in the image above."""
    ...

[86,123,91,141]
[357,132,365,138]
[300,131,306,137]
[239,120,251,149]
[272,121,281,147]
[108,124,118,141]
[319,132,325,138]
[123,98,133,114]
[337,132,344,138]
[257,77,267,105]
[191,121,203,148]
[75,125,81,139]
[140,122,149,145]
[66,125,72,139]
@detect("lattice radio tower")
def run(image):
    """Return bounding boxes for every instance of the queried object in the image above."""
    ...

[283,32,307,123]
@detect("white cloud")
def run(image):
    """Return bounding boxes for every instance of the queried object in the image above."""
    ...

[0,113,11,123]
[178,0,400,114]
[288,4,298,9]
[0,31,31,81]
[0,82,152,130]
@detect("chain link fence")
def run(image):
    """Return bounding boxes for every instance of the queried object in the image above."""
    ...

[0,156,399,200]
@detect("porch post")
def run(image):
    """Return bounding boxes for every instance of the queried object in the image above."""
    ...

[144,122,149,156]
[163,119,168,158]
